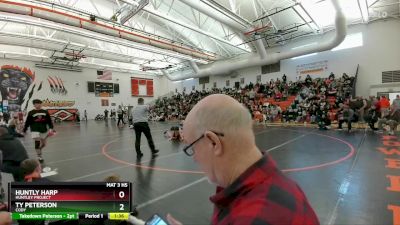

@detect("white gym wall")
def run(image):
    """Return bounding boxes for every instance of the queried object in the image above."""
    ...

[172,19,400,97]
[0,58,172,119]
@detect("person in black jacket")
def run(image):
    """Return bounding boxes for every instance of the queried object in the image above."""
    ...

[0,127,28,181]
[23,99,54,162]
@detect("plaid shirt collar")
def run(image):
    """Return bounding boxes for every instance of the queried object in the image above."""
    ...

[210,154,278,207]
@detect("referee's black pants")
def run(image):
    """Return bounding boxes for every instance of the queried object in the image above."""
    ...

[133,122,156,154]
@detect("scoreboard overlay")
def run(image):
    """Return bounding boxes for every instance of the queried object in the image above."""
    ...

[8,182,132,221]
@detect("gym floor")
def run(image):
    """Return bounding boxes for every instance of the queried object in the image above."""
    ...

[15,120,399,224]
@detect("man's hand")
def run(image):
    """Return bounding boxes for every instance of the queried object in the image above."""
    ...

[127,215,145,225]
[167,214,183,225]
[0,212,12,225]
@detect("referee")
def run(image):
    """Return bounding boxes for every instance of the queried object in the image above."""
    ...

[132,98,159,159]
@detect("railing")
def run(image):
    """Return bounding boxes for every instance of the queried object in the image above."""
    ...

[352,64,359,97]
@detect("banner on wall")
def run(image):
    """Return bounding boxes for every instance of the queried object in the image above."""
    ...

[41,99,75,108]
[0,65,35,112]
[131,77,153,97]
[101,99,109,106]
[47,76,67,95]
[48,108,78,121]
[97,70,112,80]
[296,60,328,76]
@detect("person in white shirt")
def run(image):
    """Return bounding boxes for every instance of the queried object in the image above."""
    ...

[131,98,159,159]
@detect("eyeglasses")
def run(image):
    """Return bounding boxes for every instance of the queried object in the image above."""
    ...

[183,131,224,156]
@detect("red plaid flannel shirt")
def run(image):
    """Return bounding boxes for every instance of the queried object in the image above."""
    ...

[210,155,319,225]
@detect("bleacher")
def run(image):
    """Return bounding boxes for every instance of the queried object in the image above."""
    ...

[263,95,296,111]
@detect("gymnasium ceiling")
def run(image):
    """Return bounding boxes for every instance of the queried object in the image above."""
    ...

[0,0,398,74]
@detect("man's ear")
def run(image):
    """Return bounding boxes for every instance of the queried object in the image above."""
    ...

[204,131,223,156]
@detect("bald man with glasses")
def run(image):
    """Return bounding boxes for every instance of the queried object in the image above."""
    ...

[168,94,319,225]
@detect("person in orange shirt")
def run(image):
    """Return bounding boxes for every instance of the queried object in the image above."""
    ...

[379,96,390,118]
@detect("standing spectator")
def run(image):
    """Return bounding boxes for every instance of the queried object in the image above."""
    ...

[75,109,80,123]
[338,104,354,132]
[349,97,367,122]
[84,110,88,121]
[18,110,24,123]
[248,89,255,101]
[305,74,312,86]
[110,109,116,120]
[328,72,335,80]
[2,112,9,125]
[132,98,159,159]
[23,99,54,162]
[379,96,390,118]
[365,103,379,130]
[104,109,109,120]
[117,106,125,126]
[391,95,400,115]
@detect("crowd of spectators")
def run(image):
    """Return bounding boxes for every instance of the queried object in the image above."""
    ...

[150,72,354,122]
[151,72,400,134]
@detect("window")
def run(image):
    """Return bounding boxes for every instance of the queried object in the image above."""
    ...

[199,76,210,84]
[261,61,280,74]
[382,70,400,83]
[291,53,318,60]
[332,32,363,51]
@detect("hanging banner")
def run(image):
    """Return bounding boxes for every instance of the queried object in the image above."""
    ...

[296,60,328,76]
[131,77,153,97]
[41,99,75,108]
